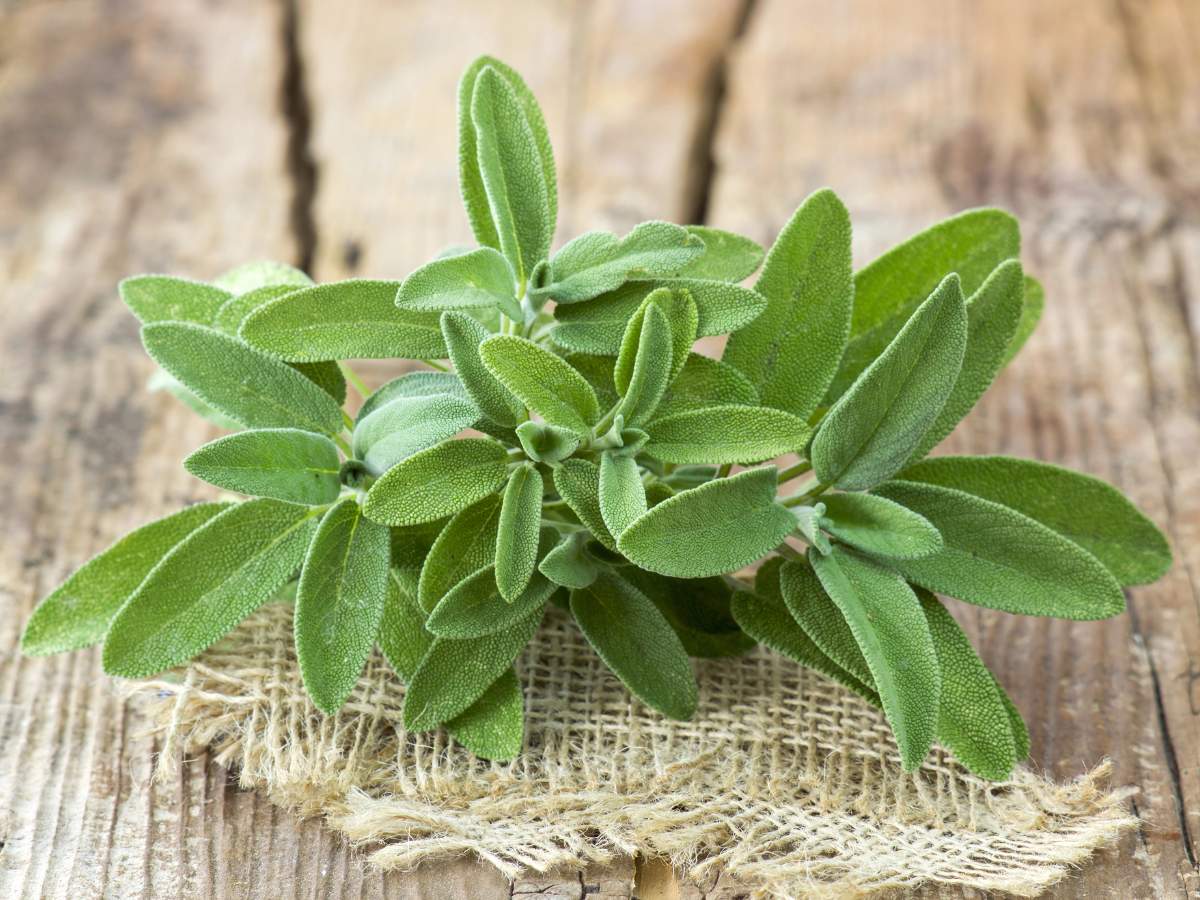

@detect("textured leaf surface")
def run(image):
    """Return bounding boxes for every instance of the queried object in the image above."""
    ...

[103,500,320,677]
[801,550,940,770]
[356,370,472,425]
[599,451,647,537]
[444,668,524,760]
[479,335,598,435]
[142,322,344,435]
[676,226,764,281]
[918,590,1017,780]
[618,468,795,578]
[440,312,524,427]
[379,568,434,679]
[184,428,342,505]
[615,301,673,426]
[819,492,942,560]
[213,260,312,294]
[898,455,1171,586]
[536,221,704,303]
[496,464,544,601]
[1004,275,1044,366]
[417,494,503,613]
[295,498,390,712]
[147,369,243,430]
[427,539,556,638]
[538,531,601,589]
[623,569,756,659]
[120,275,230,324]
[515,421,579,465]
[654,353,758,419]
[240,280,445,362]
[645,405,811,465]
[213,284,303,335]
[722,189,853,420]
[553,458,617,551]
[875,480,1126,618]
[292,361,348,405]
[570,574,697,719]
[811,274,967,490]
[396,247,518,318]
[352,393,479,475]
[22,503,229,655]
[364,438,509,527]
[908,260,1024,461]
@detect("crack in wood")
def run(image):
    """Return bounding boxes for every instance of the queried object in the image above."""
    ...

[281,0,318,273]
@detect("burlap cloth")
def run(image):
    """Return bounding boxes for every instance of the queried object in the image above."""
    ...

[133,603,1135,898]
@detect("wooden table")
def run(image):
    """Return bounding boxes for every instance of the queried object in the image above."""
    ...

[2,1,1197,896]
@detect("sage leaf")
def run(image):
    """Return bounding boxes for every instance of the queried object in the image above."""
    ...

[470,65,554,289]
[908,260,1024,461]
[538,530,601,590]
[874,480,1127,618]
[295,498,390,713]
[553,458,617,551]
[389,520,446,572]
[352,393,480,475]
[147,369,242,431]
[792,503,832,555]
[459,56,556,267]
[379,568,434,679]
[515,420,579,465]
[213,284,305,335]
[403,609,542,731]
[918,590,1017,780]
[479,335,599,435]
[496,464,544,601]
[828,208,1019,400]
[1003,275,1044,367]
[239,280,445,361]
[356,370,472,425]
[676,226,764,281]
[120,275,230,325]
[645,405,812,465]
[800,549,940,771]
[292,361,348,406]
[615,300,673,426]
[445,668,524,760]
[898,455,1171,586]
[722,188,854,421]
[563,352,619,410]
[102,499,321,677]
[213,260,312,295]
[570,573,697,719]
[599,451,647,537]
[654,353,758,419]
[21,503,229,656]
[623,569,756,658]
[184,428,342,505]
[535,221,704,303]
[820,492,942,560]
[617,468,796,578]
[142,322,344,435]
[363,438,509,527]
[811,274,967,490]
[396,247,520,320]
[440,312,525,428]
[417,494,503,613]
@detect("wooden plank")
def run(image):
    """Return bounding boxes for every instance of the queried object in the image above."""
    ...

[708,0,1200,896]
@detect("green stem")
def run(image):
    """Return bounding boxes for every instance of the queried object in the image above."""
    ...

[421,358,450,373]
[334,433,352,456]
[716,462,733,478]
[339,362,371,398]
[341,410,355,432]
[777,459,812,483]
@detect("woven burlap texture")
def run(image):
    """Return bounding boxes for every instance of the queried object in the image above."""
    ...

[134,602,1134,898]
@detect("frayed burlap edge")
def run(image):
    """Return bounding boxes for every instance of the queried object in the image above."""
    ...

[130,603,1136,898]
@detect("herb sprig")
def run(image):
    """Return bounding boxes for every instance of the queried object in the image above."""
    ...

[22,57,1171,779]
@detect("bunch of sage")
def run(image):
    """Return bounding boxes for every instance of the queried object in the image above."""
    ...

[22,56,1171,779]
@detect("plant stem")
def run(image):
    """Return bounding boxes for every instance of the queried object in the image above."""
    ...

[341,410,355,432]
[339,362,371,397]
[716,463,733,478]
[421,358,450,372]
[334,433,352,456]
[777,459,812,483]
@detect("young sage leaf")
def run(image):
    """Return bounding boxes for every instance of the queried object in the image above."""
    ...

[352,393,480,475]
[819,491,942,560]
[676,226,764,281]
[418,494,503,613]
[363,438,509,527]
[396,247,520,320]
[479,335,599,436]
[184,428,342,506]
[355,370,473,425]
[599,451,647,537]
[538,530,602,590]
[615,300,673,426]
[553,458,618,551]
[440,311,525,428]
[496,463,544,601]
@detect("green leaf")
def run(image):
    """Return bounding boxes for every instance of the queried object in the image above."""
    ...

[212,260,312,294]
[379,568,434,679]
[908,260,1024,461]
[535,221,705,303]
[479,335,599,435]
[553,458,617,551]
[645,405,811,465]
[515,420,579,465]
[599,451,647,537]
[403,609,542,731]
[654,353,758,419]
[459,57,556,266]
[819,492,942,560]
[356,370,473,425]
[811,274,967,490]
[239,280,445,362]
[142,322,344,435]
[874,480,1126,618]
[295,498,390,713]
[440,311,525,428]
[615,301,673,426]
[563,352,620,410]
[799,549,940,771]
[722,189,854,421]
[1003,275,1044,367]
[213,284,305,335]
[147,369,243,431]
[21,503,230,656]
[470,65,554,289]
[445,668,524,760]
[618,468,795,578]
[496,464,544,601]
[676,226,764,281]
[396,247,520,320]
[120,275,231,324]
[538,530,601,590]
[792,503,832,555]
[622,569,756,658]
[427,537,557,638]
[102,499,321,677]
[292,361,348,405]
[352,393,479,475]
[897,455,1171,587]
[364,438,509,527]
[729,559,877,701]
[917,590,1017,780]
[829,208,1020,400]
[184,428,341,505]
[417,494,503,613]
[570,573,697,719]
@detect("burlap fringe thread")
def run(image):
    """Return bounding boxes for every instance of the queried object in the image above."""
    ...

[132,604,1136,898]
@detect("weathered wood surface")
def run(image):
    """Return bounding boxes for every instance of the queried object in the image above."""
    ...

[0,0,1196,897]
